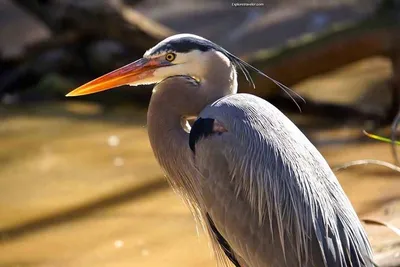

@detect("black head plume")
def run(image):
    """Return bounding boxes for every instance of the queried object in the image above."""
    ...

[146,34,305,110]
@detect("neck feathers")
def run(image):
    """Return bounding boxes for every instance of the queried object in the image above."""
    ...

[146,49,237,202]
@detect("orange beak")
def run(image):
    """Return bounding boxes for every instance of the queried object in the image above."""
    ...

[66,58,163,97]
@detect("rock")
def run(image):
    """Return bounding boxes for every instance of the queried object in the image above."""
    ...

[32,72,76,96]
[0,0,50,58]
[85,40,127,73]
[34,48,76,73]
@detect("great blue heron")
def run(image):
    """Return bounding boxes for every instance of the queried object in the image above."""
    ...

[67,34,374,267]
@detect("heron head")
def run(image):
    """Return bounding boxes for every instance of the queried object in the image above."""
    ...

[66,34,230,97]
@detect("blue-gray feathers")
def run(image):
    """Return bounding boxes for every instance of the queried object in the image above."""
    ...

[191,93,373,267]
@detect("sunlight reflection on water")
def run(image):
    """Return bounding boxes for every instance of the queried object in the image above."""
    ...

[108,135,120,147]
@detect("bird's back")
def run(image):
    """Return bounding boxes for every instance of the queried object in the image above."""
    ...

[192,93,373,267]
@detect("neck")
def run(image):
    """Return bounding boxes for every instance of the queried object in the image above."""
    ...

[146,51,237,200]
[147,78,202,185]
[147,79,199,202]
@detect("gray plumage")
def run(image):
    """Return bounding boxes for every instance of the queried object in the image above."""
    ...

[68,34,374,267]
[195,94,373,266]
[145,34,373,267]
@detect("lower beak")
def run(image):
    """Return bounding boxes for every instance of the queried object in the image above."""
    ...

[66,58,160,97]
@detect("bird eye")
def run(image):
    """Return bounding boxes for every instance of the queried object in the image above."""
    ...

[165,53,176,62]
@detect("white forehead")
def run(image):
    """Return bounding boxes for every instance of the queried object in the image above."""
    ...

[163,33,207,42]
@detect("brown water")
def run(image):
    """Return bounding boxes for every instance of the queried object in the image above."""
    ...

[0,57,399,267]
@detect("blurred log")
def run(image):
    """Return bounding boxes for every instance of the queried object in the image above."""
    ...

[391,27,400,98]
[385,28,400,127]
[3,0,400,122]
[11,0,174,49]
[242,3,400,99]
[2,0,175,101]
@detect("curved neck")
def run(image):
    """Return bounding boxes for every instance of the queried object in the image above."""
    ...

[146,51,237,197]
[147,78,202,178]
[147,80,200,200]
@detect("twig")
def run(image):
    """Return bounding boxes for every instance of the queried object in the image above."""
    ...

[332,159,400,173]
[362,218,400,237]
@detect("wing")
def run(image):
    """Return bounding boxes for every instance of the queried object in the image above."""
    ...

[189,117,244,267]
[189,94,374,267]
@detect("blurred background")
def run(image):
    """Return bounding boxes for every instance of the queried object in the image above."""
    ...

[1,0,400,266]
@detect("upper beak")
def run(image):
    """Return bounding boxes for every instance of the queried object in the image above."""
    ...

[66,58,161,97]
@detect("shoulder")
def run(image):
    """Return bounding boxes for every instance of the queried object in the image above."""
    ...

[193,93,331,176]
[201,94,284,123]
[199,93,293,137]
[202,93,276,116]
[190,94,284,158]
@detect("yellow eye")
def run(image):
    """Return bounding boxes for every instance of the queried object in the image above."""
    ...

[165,53,176,62]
